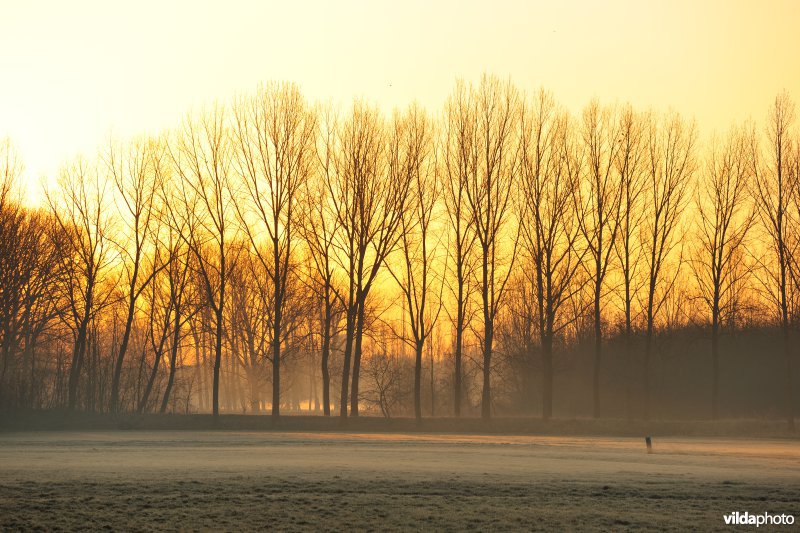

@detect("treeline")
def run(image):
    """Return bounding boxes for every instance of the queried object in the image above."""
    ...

[0,77,798,426]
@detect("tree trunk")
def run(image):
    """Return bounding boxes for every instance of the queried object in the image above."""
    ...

[272,303,282,419]
[592,280,602,419]
[350,301,366,417]
[542,334,553,420]
[429,342,435,417]
[711,317,719,420]
[321,308,331,416]
[625,330,633,421]
[480,247,492,420]
[138,344,163,414]
[339,304,355,420]
[454,284,464,417]
[643,325,653,421]
[623,232,633,422]
[783,323,794,430]
[212,307,223,417]
[111,275,139,413]
[414,339,423,422]
[67,318,89,411]
[159,304,182,414]
[481,319,493,420]
[110,314,133,412]
[644,269,656,421]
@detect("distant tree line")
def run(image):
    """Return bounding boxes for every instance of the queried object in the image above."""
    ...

[0,77,798,427]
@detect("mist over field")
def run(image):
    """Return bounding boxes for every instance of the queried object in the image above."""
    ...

[1,431,798,531]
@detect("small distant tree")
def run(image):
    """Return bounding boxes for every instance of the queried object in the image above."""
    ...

[362,350,408,419]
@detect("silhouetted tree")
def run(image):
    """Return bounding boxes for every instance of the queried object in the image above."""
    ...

[323,102,411,418]
[301,119,343,415]
[613,105,647,419]
[642,112,696,420]
[463,76,520,419]
[752,93,797,430]
[231,82,317,418]
[168,106,238,417]
[692,126,753,419]
[388,105,444,422]
[443,81,479,417]
[518,90,584,420]
[108,138,163,413]
[45,158,117,411]
[576,100,623,418]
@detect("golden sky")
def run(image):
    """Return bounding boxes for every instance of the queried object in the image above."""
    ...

[1,0,799,200]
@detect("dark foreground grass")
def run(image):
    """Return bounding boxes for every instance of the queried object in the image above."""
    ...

[2,475,795,532]
[1,410,797,438]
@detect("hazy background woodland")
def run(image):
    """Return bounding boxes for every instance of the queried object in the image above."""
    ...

[1,77,799,425]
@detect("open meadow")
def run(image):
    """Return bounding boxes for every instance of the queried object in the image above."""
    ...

[1,429,798,531]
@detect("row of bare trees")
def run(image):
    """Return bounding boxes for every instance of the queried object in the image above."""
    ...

[1,79,798,426]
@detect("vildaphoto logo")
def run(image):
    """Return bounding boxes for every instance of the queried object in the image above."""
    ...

[723,512,795,527]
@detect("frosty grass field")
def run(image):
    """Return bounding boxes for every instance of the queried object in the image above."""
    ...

[0,431,798,531]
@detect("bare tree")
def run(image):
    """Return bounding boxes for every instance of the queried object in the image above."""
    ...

[231,82,317,418]
[462,76,520,419]
[642,111,696,420]
[107,138,162,413]
[301,116,343,416]
[0,141,61,408]
[0,140,25,402]
[362,352,405,418]
[576,100,623,418]
[692,126,753,419]
[387,105,444,422]
[752,93,797,429]
[0,206,62,408]
[136,161,196,414]
[45,158,117,410]
[167,105,237,417]
[518,90,584,420]
[323,102,411,418]
[442,81,478,417]
[613,105,647,419]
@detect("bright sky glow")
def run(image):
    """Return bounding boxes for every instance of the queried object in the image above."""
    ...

[1,0,799,201]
